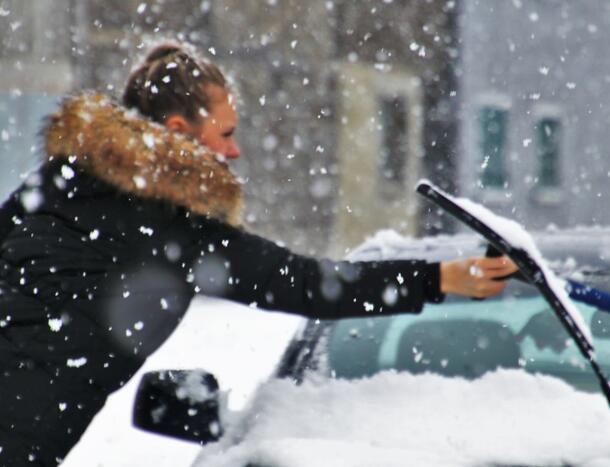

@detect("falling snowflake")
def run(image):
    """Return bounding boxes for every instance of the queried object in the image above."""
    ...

[48,318,63,332]
[67,357,88,368]
[142,133,156,149]
[20,190,43,213]
[382,285,399,306]
[133,175,147,189]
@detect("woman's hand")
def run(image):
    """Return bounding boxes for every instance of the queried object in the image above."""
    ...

[440,256,518,299]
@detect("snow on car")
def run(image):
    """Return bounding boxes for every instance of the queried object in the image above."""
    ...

[134,227,610,467]
[196,371,610,467]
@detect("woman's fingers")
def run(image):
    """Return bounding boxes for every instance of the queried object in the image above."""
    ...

[470,276,508,298]
[440,255,519,298]
[475,256,518,279]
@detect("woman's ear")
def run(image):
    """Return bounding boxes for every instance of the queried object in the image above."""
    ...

[164,114,191,134]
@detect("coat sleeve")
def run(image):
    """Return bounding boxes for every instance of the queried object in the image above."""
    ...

[189,223,445,320]
[0,192,23,247]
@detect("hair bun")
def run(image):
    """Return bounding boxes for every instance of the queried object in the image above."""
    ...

[145,43,183,64]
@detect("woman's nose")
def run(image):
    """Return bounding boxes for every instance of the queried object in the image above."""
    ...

[226,140,241,159]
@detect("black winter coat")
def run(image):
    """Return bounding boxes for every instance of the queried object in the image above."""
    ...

[0,93,442,466]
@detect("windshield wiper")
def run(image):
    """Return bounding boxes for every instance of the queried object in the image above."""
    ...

[417,180,610,408]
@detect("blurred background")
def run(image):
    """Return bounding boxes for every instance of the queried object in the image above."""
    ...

[2,0,610,258]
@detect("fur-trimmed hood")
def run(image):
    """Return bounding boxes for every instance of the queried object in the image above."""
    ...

[44,92,242,226]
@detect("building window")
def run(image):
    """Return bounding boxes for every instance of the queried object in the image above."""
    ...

[379,96,408,186]
[479,106,508,188]
[535,117,561,188]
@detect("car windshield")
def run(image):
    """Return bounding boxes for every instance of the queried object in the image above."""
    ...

[326,279,610,393]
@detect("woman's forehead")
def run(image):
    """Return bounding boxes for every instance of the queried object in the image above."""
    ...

[204,84,230,104]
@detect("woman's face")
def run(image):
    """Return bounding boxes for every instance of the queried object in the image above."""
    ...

[192,87,240,159]
[165,86,241,159]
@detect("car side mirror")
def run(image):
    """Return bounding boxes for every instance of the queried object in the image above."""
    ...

[132,369,223,444]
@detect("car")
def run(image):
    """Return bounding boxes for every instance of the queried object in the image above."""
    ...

[132,227,610,467]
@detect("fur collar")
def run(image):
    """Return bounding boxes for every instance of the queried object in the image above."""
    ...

[44,92,243,226]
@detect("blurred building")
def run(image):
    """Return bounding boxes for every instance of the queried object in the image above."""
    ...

[209,0,458,256]
[458,0,610,231]
[0,0,74,202]
[0,0,458,257]
[16,1,609,257]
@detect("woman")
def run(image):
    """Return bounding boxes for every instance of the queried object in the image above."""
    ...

[0,43,515,466]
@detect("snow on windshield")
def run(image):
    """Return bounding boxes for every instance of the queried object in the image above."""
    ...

[195,369,610,467]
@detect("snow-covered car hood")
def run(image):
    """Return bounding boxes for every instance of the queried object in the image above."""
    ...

[194,370,610,467]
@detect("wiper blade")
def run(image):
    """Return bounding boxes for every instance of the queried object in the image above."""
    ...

[417,180,610,408]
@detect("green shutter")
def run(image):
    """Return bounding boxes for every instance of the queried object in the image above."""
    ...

[536,118,561,188]
[479,106,508,188]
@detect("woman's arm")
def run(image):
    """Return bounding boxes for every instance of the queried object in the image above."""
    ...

[220,232,442,319]
[188,223,514,320]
